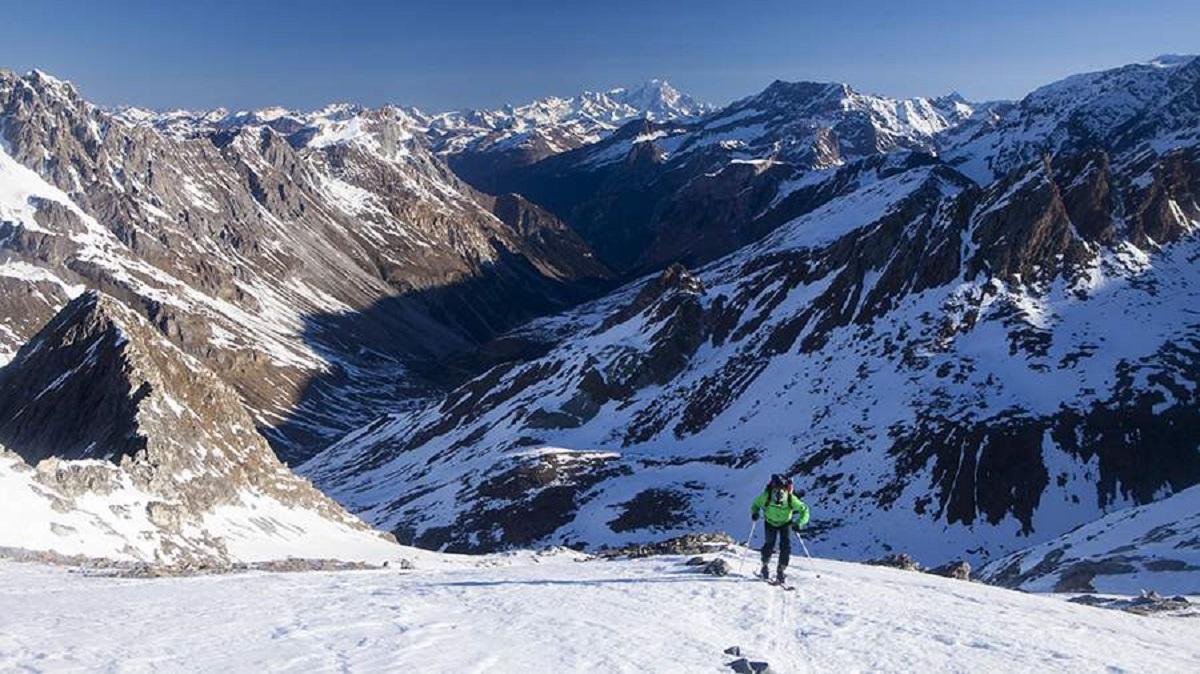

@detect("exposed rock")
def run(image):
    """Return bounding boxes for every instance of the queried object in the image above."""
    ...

[599,533,736,559]
[608,488,695,533]
[702,559,731,576]
[1053,560,1139,593]
[727,657,775,674]
[1070,591,1195,617]
[930,560,971,581]
[868,554,922,572]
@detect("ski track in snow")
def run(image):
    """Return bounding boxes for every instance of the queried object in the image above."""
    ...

[0,552,1196,673]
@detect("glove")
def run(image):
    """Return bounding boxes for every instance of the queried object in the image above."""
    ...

[751,511,760,522]
[791,520,803,532]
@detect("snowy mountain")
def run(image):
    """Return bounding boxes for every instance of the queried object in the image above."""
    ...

[2,549,1197,672]
[943,54,1200,183]
[425,79,712,191]
[0,68,612,464]
[982,484,1200,595]
[304,59,1200,566]
[4,57,1200,583]
[0,291,400,564]
[480,80,996,272]
[114,79,712,197]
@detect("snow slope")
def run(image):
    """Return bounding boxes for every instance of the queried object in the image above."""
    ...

[943,54,1200,183]
[982,485,1200,595]
[0,451,402,565]
[0,551,1196,673]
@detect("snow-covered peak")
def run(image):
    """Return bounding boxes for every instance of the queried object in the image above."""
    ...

[942,54,1200,182]
[606,78,711,119]
[424,80,713,160]
[568,78,988,174]
[108,101,428,154]
[725,78,978,138]
[1147,53,1197,68]
[24,69,78,98]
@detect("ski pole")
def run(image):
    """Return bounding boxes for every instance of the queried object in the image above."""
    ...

[737,520,758,576]
[793,530,820,578]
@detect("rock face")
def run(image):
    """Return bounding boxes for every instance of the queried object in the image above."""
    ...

[304,58,1200,563]
[0,291,399,564]
[0,69,613,463]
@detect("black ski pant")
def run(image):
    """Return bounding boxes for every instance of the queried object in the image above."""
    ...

[760,522,791,569]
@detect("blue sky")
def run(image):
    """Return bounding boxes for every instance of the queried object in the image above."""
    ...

[2,0,1197,112]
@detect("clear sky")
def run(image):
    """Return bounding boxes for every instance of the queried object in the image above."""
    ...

[2,0,1197,113]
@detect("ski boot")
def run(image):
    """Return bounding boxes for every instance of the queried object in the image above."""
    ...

[775,566,787,585]
[759,563,770,581]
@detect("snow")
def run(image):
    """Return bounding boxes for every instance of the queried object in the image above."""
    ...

[0,452,401,565]
[940,54,1199,183]
[982,485,1200,595]
[0,454,163,560]
[305,116,389,151]
[0,551,1196,673]
[198,492,400,564]
[426,79,711,158]
[760,165,960,252]
[0,138,87,233]
[0,261,85,298]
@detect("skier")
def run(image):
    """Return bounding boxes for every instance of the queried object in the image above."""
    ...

[750,474,810,585]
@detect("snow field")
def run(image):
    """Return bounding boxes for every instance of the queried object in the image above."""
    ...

[0,549,1196,673]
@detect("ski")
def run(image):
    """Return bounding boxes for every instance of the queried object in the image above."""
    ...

[753,576,795,591]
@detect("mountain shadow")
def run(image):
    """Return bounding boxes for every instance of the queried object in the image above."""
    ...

[266,247,615,466]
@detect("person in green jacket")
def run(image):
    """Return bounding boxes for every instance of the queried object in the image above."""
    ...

[750,473,810,584]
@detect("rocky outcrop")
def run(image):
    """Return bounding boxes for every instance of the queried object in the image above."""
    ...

[867,554,922,572]
[0,291,399,564]
[1069,592,1195,617]
[598,533,736,559]
[930,560,971,581]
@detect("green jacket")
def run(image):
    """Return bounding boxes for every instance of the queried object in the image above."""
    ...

[751,489,810,528]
